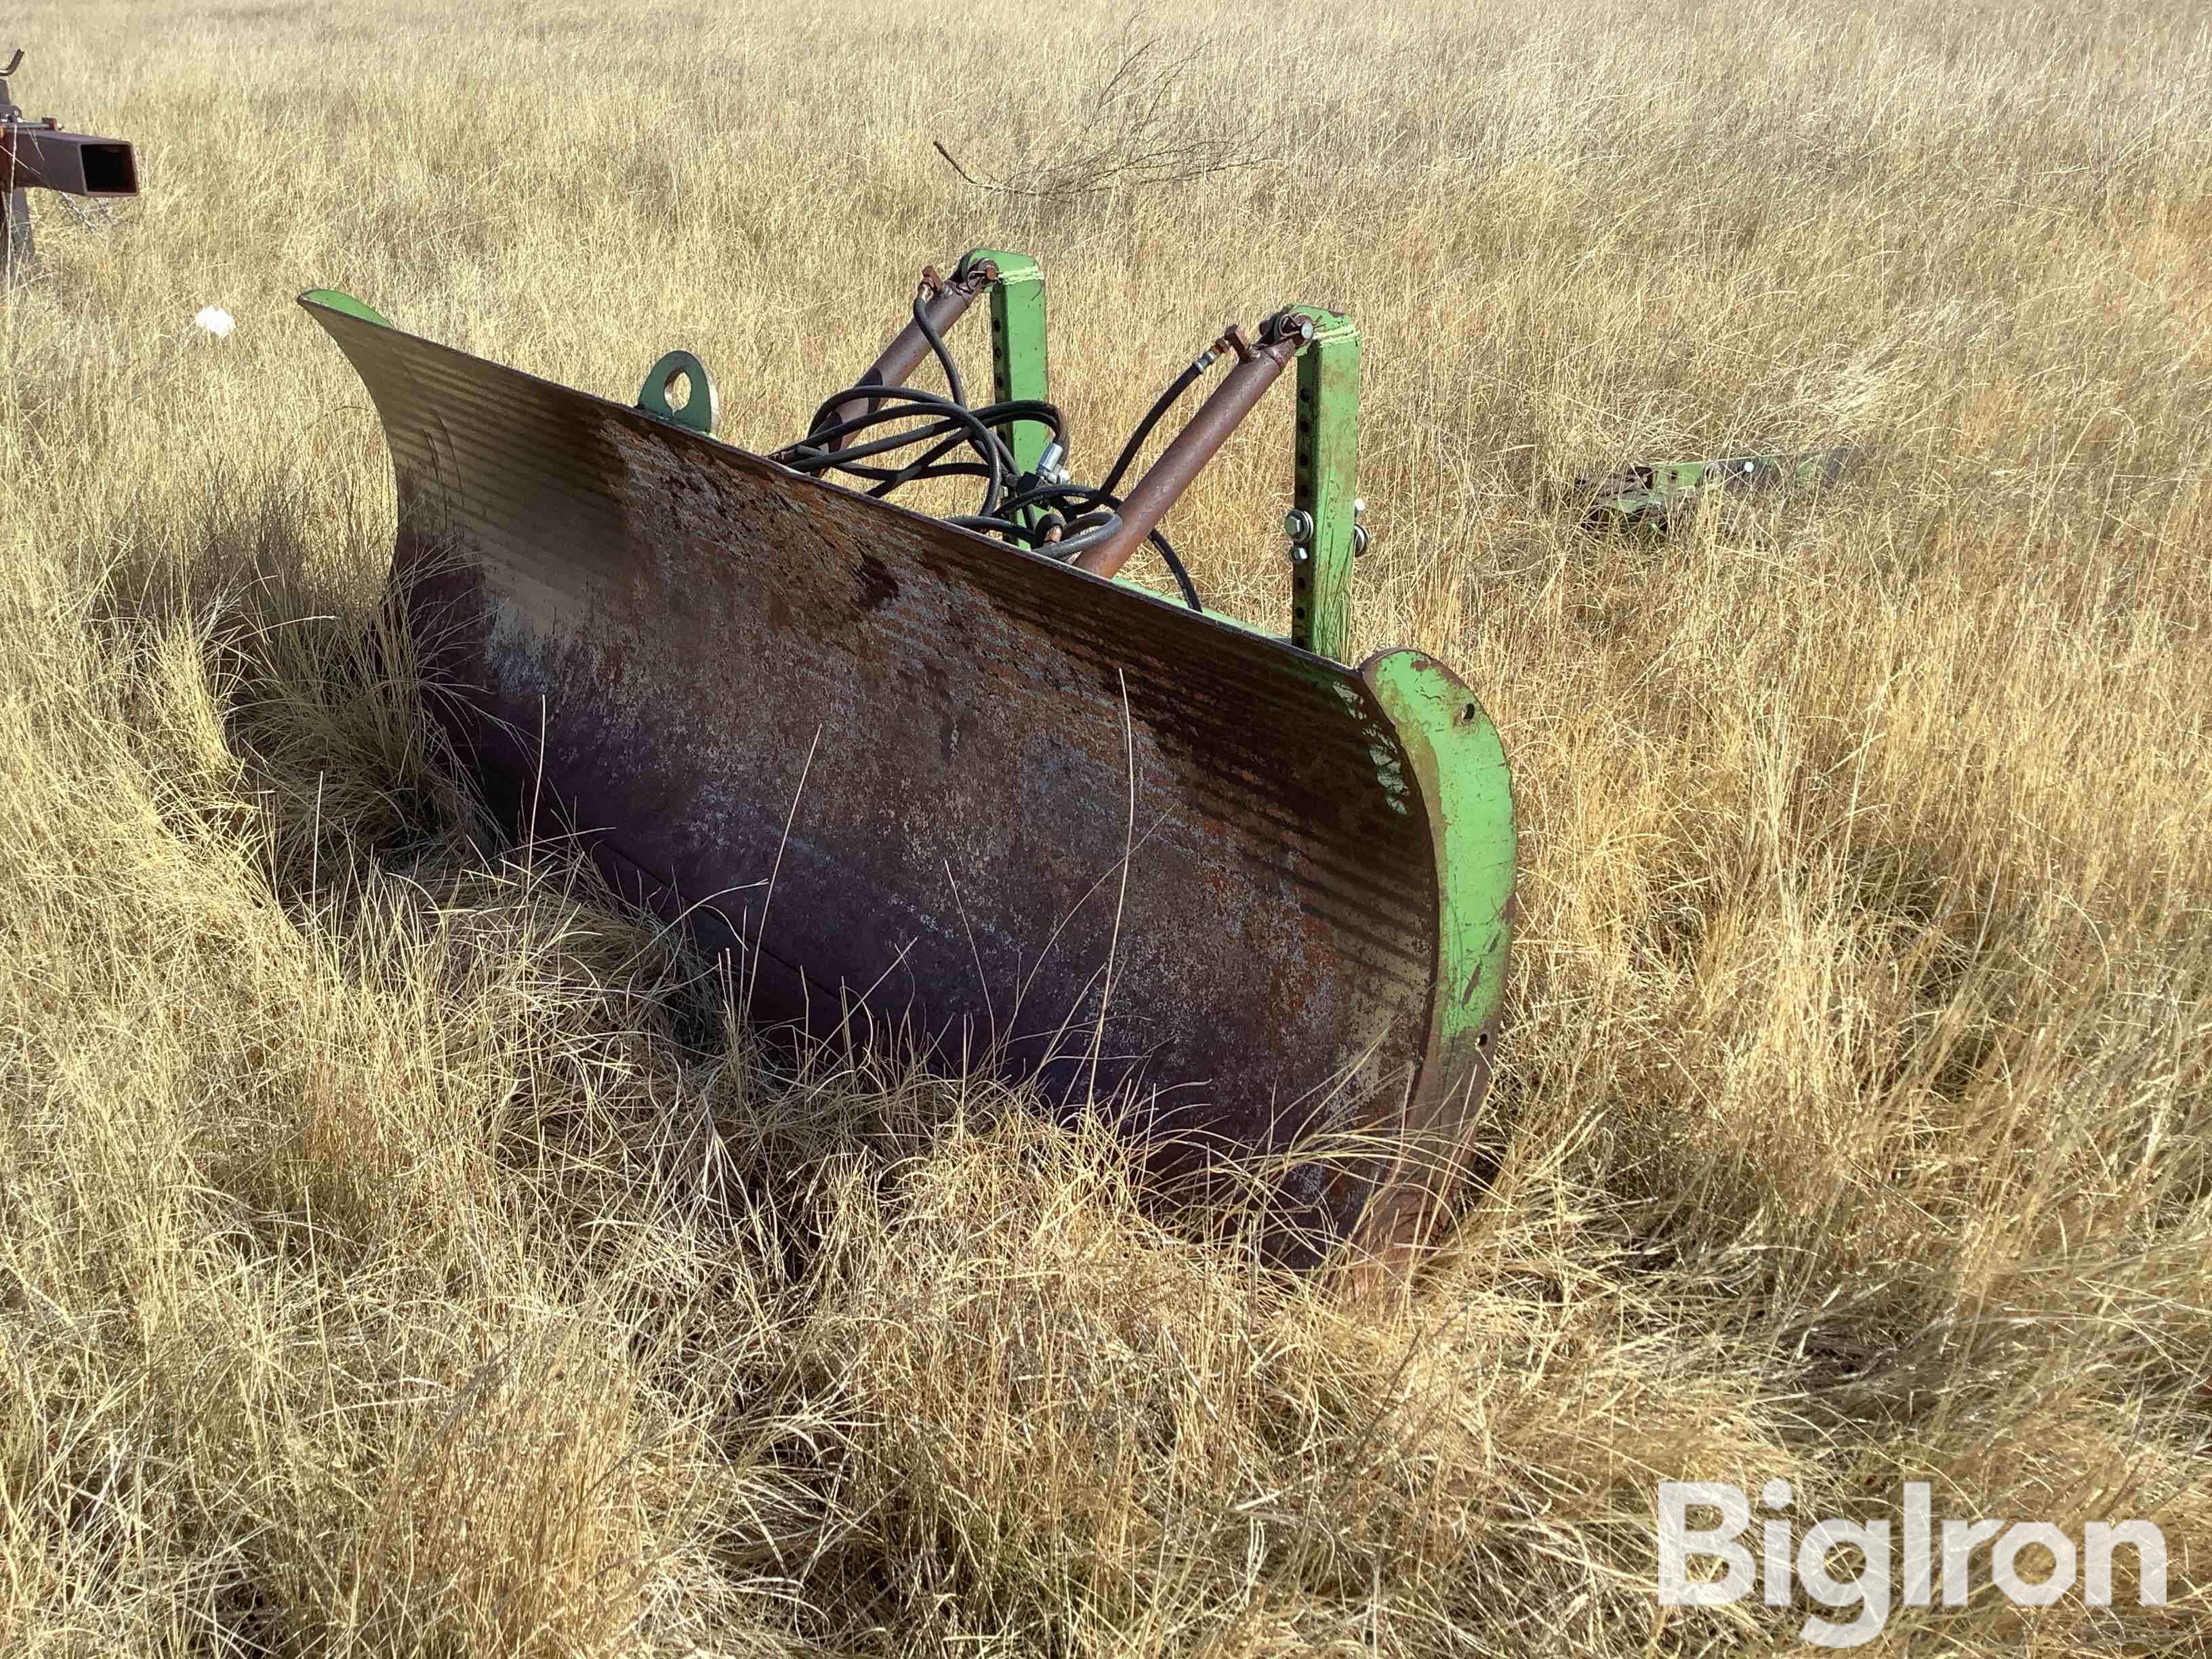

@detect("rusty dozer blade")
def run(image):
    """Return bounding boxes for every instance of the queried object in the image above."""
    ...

[300,279,1515,1271]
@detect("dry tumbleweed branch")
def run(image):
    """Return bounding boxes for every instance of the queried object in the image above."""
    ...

[935,28,1274,201]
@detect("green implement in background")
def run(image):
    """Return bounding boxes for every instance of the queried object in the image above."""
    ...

[1578,446,1860,525]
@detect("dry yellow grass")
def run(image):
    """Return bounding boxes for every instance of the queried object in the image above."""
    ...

[3,0,2208,1652]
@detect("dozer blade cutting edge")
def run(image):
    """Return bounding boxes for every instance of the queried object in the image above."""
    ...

[300,283,1515,1272]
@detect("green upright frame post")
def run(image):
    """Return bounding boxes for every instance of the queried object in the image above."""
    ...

[962,248,1049,480]
[1288,306,1359,663]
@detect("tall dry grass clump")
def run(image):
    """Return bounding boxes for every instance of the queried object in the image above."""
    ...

[3,0,2207,1652]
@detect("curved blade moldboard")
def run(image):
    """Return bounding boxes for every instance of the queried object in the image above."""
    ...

[306,297,1461,1253]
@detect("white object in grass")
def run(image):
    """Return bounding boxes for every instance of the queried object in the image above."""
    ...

[194,306,234,338]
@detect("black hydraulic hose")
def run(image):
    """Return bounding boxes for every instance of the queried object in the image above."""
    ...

[771,323,1211,613]
[1099,350,1218,498]
[780,396,1057,516]
[911,289,966,409]
[790,390,1059,457]
[995,480,1202,611]
[862,430,977,497]
[789,418,971,470]
[1139,529,1202,613]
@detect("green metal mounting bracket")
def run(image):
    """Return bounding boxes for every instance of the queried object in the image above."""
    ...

[1286,305,1360,663]
[300,288,390,328]
[636,350,718,434]
[962,247,1050,480]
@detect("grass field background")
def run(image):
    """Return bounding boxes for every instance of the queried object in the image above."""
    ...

[3,0,2208,1652]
